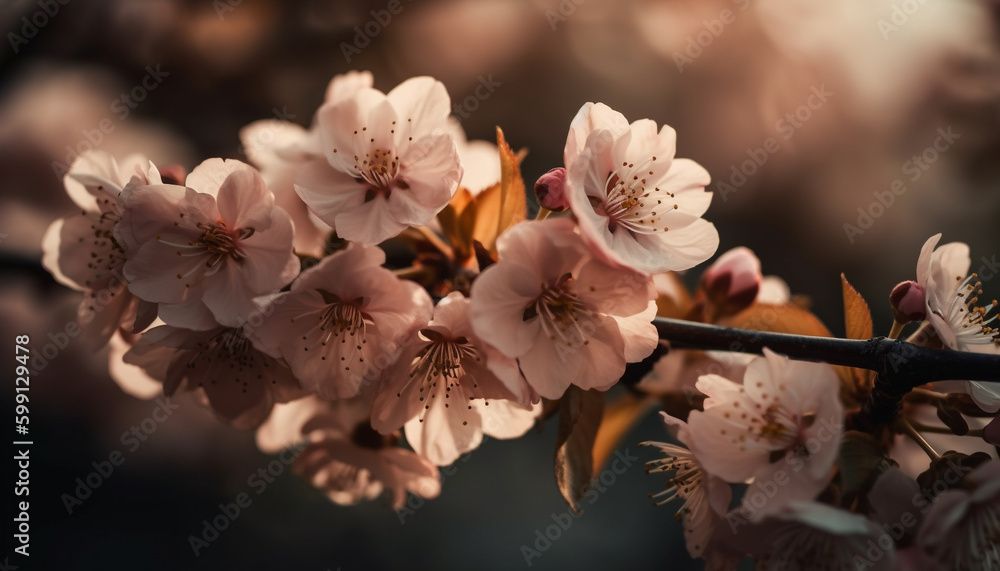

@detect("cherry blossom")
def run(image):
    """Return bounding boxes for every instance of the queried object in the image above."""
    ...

[562,102,718,274]
[371,292,537,466]
[240,71,374,256]
[116,158,299,330]
[41,150,161,347]
[735,501,897,571]
[915,234,1000,413]
[123,322,302,429]
[253,243,433,400]
[917,460,1000,570]
[257,394,440,510]
[469,218,659,399]
[641,413,732,562]
[294,76,463,245]
[681,349,844,520]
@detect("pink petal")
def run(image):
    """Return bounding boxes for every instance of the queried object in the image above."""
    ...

[215,161,276,231]
[293,158,367,229]
[385,76,451,141]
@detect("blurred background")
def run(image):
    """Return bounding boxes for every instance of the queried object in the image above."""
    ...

[2,0,1000,569]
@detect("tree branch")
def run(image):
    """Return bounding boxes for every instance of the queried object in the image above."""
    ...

[653,316,1000,426]
[653,317,1000,385]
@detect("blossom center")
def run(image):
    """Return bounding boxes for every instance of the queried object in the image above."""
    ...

[294,291,372,373]
[596,159,677,235]
[525,273,595,348]
[756,407,815,460]
[955,501,1000,568]
[189,328,272,394]
[942,273,1000,349]
[353,147,403,198]
[404,329,484,422]
[193,220,253,268]
[350,421,396,450]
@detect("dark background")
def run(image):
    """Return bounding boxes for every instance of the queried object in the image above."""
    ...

[2,0,1000,569]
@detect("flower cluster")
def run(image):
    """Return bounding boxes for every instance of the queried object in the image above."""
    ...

[41,70,1000,570]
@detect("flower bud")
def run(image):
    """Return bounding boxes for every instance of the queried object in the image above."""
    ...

[699,247,761,318]
[890,280,927,323]
[534,167,568,212]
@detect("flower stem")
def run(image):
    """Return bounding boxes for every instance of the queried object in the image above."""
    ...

[910,421,984,437]
[899,419,942,461]
[888,320,905,340]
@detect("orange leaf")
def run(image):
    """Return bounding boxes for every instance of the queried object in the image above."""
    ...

[495,127,527,252]
[591,392,655,474]
[721,302,856,400]
[554,387,604,514]
[654,272,693,319]
[841,273,875,397]
[437,188,475,261]
[841,274,873,341]
[471,182,501,251]
[722,302,834,338]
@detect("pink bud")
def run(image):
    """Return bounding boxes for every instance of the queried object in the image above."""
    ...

[534,167,568,212]
[890,280,927,323]
[700,247,762,317]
